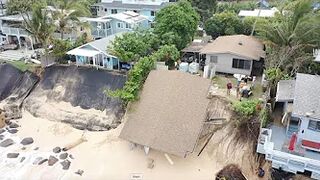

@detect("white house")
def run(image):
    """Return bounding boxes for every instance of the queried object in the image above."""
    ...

[257,73,320,179]
[200,35,265,76]
[92,0,173,21]
[238,7,279,18]
[314,49,320,62]
[67,32,123,70]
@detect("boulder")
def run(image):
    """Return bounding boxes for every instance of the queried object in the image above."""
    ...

[48,156,58,166]
[38,159,48,165]
[60,159,71,170]
[0,134,4,140]
[33,157,43,165]
[7,153,19,158]
[75,169,84,176]
[8,128,18,134]
[9,122,19,128]
[53,147,61,153]
[0,139,14,147]
[59,153,68,160]
[20,137,34,145]
[0,129,5,134]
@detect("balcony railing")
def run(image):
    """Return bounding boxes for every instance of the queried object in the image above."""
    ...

[258,128,320,176]
[1,26,30,36]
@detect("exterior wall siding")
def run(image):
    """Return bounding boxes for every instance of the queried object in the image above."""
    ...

[205,53,253,75]
[297,116,320,143]
[96,6,157,20]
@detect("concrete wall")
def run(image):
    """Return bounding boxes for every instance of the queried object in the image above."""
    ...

[298,116,320,143]
[205,53,253,75]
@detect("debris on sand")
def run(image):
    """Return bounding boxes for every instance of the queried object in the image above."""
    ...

[0,138,14,147]
[75,169,84,176]
[0,129,5,134]
[147,158,155,169]
[60,159,71,170]
[20,157,26,163]
[33,157,43,165]
[33,147,39,150]
[7,153,19,158]
[20,137,34,145]
[53,147,61,153]
[59,152,68,160]
[48,156,58,166]
[69,154,74,159]
[0,134,4,140]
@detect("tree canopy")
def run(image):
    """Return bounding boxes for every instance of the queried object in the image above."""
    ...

[187,0,217,23]
[257,0,320,76]
[204,11,252,39]
[154,0,200,50]
[6,0,46,14]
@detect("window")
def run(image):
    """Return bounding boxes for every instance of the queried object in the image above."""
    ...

[308,120,320,131]
[125,23,131,29]
[232,58,251,70]
[151,11,156,16]
[210,56,218,63]
[133,10,140,13]
[117,22,123,29]
[104,8,107,12]
[111,9,117,14]
[106,22,111,29]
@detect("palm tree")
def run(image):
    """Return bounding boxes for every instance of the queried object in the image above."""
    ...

[49,0,91,40]
[257,0,320,75]
[22,3,55,51]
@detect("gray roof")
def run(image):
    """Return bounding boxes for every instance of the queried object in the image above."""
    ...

[276,80,295,102]
[94,1,170,10]
[293,73,320,119]
[120,70,211,157]
[85,32,124,53]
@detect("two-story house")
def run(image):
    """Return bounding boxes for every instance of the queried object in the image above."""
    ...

[92,0,174,21]
[257,73,320,179]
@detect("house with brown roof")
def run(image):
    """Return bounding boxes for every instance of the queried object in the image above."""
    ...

[200,35,266,76]
[119,70,215,157]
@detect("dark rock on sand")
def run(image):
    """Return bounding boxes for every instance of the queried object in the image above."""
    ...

[9,122,19,128]
[33,147,39,150]
[60,159,71,170]
[0,134,4,140]
[20,137,34,145]
[69,154,74,159]
[0,129,5,134]
[53,147,61,153]
[48,156,58,166]
[33,157,43,165]
[7,153,19,158]
[59,152,68,160]
[38,159,48,165]
[75,169,84,176]
[0,138,14,147]
[21,147,26,150]
[8,128,18,134]
[20,157,26,163]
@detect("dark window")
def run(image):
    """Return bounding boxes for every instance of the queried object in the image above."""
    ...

[308,120,320,131]
[151,11,156,16]
[232,58,251,70]
[111,9,117,14]
[104,8,107,12]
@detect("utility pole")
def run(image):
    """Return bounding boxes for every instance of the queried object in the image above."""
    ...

[251,0,263,36]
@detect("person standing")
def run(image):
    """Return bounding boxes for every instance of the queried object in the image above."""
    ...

[227,80,232,95]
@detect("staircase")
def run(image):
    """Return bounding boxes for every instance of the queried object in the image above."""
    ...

[0,50,34,61]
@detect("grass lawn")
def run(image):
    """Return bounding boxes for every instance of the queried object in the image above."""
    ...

[7,61,38,72]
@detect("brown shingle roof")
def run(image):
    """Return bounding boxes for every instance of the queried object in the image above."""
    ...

[119,70,211,157]
[200,35,266,60]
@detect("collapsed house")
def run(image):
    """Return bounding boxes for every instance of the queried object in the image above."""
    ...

[120,70,227,157]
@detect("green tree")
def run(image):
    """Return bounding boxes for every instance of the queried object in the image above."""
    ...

[257,0,320,76]
[154,0,200,50]
[188,0,217,22]
[154,45,180,68]
[49,0,91,39]
[109,30,159,62]
[6,0,46,14]
[23,3,55,51]
[51,39,73,62]
[216,1,257,14]
[205,11,248,39]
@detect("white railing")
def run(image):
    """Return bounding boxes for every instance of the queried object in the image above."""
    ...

[258,128,320,174]
[1,26,29,36]
[53,32,77,41]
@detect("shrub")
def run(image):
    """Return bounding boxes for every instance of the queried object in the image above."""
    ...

[233,100,260,118]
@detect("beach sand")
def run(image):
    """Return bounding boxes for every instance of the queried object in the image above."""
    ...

[1,110,221,180]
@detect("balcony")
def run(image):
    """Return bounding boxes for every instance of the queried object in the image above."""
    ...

[258,126,320,179]
[91,29,112,38]
[1,26,30,36]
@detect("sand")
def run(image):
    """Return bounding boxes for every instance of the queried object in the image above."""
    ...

[0,110,221,180]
